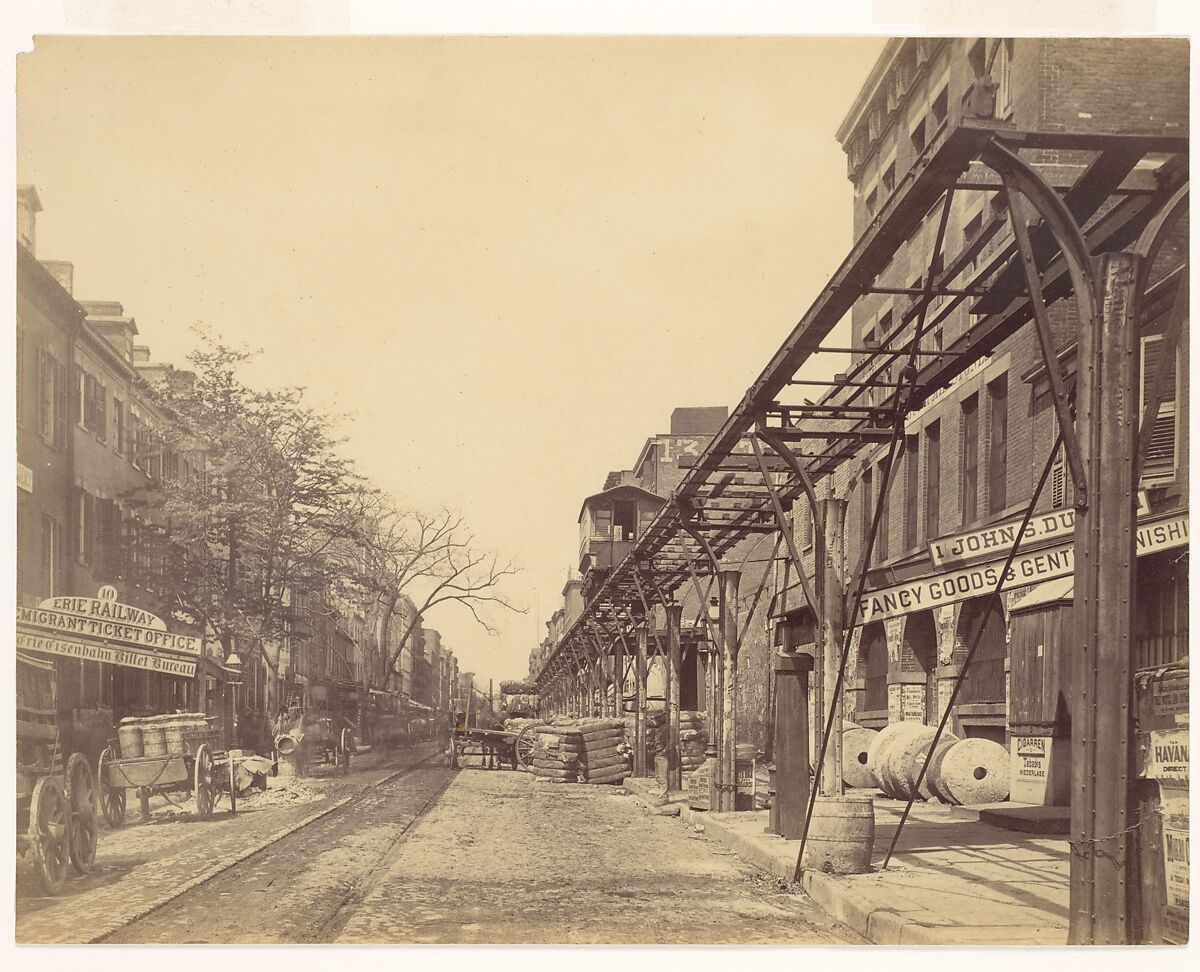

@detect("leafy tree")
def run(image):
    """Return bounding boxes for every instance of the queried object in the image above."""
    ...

[138,328,363,706]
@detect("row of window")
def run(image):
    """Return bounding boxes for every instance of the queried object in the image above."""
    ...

[847,331,1181,564]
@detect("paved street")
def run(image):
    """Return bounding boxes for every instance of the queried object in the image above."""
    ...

[16,743,444,944]
[22,753,860,945]
[333,771,860,944]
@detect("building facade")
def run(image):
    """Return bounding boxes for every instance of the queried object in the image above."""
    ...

[775,37,1188,769]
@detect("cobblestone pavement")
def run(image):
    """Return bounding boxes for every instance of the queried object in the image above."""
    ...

[104,762,457,943]
[335,770,864,944]
[16,742,443,944]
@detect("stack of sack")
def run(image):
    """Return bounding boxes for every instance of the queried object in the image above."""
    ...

[678,711,708,775]
[865,723,1010,805]
[577,718,630,785]
[531,724,584,783]
[502,693,540,716]
[649,710,709,774]
[500,679,537,695]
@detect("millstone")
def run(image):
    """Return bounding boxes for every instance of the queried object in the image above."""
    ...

[842,726,878,789]
[898,729,958,801]
[938,738,1010,805]
[879,724,933,799]
[916,735,960,802]
[865,722,908,789]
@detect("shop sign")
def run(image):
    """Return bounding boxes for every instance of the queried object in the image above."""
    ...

[931,493,1156,569]
[1161,785,1189,944]
[857,511,1188,625]
[17,462,33,493]
[14,629,197,677]
[1144,729,1189,784]
[16,587,202,656]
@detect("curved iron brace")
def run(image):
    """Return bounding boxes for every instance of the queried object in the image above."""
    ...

[982,137,1102,510]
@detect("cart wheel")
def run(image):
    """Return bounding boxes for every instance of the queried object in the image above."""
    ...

[29,776,69,895]
[338,728,353,776]
[516,726,538,769]
[97,747,126,829]
[194,744,215,818]
[66,753,98,874]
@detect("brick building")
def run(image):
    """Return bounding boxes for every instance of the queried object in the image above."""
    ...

[774,38,1188,759]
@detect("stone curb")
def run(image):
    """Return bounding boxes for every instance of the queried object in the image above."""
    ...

[80,746,441,945]
[671,802,1061,946]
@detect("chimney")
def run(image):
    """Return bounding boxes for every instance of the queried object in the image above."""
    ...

[40,260,74,295]
[670,406,729,435]
[82,301,138,364]
[17,185,42,255]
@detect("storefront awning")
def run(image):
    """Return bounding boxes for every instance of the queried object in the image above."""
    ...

[1009,576,1074,614]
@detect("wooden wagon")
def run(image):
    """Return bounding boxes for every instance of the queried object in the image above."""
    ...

[273,707,354,777]
[97,716,238,825]
[447,725,537,770]
[16,651,98,894]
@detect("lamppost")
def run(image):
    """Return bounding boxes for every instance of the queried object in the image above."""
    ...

[223,649,243,750]
[223,648,243,815]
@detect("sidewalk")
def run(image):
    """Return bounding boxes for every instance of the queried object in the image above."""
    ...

[16,742,443,944]
[630,778,1070,945]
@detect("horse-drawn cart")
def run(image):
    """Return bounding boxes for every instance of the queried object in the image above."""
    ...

[447,725,538,770]
[97,714,237,825]
[274,707,354,777]
[16,651,98,894]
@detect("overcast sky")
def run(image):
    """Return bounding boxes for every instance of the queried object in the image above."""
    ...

[17,36,885,686]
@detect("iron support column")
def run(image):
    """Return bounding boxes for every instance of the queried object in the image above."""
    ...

[719,569,741,812]
[635,626,649,776]
[1070,251,1139,945]
[665,602,683,793]
[817,497,847,798]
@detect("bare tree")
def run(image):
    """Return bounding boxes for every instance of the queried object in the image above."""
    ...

[342,497,522,702]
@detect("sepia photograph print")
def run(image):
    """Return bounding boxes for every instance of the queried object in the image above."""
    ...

[9,18,1191,950]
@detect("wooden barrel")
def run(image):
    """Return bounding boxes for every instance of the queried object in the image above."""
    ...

[142,725,168,757]
[118,720,144,758]
[801,795,875,874]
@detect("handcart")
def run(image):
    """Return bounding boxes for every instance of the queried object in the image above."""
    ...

[16,651,98,894]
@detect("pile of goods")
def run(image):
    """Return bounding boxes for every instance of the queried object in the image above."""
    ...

[864,723,1010,805]
[499,680,540,717]
[648,710,708,779]
[529,718,633,785]
[577,718,630,785]
[531,723,584,783]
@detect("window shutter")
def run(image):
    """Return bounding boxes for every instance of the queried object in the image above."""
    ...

[95,381,107,442]
[1051,446,1066,509]
[37,350,48,437]
[1140,336,1178,484]
[55,361,69,449]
